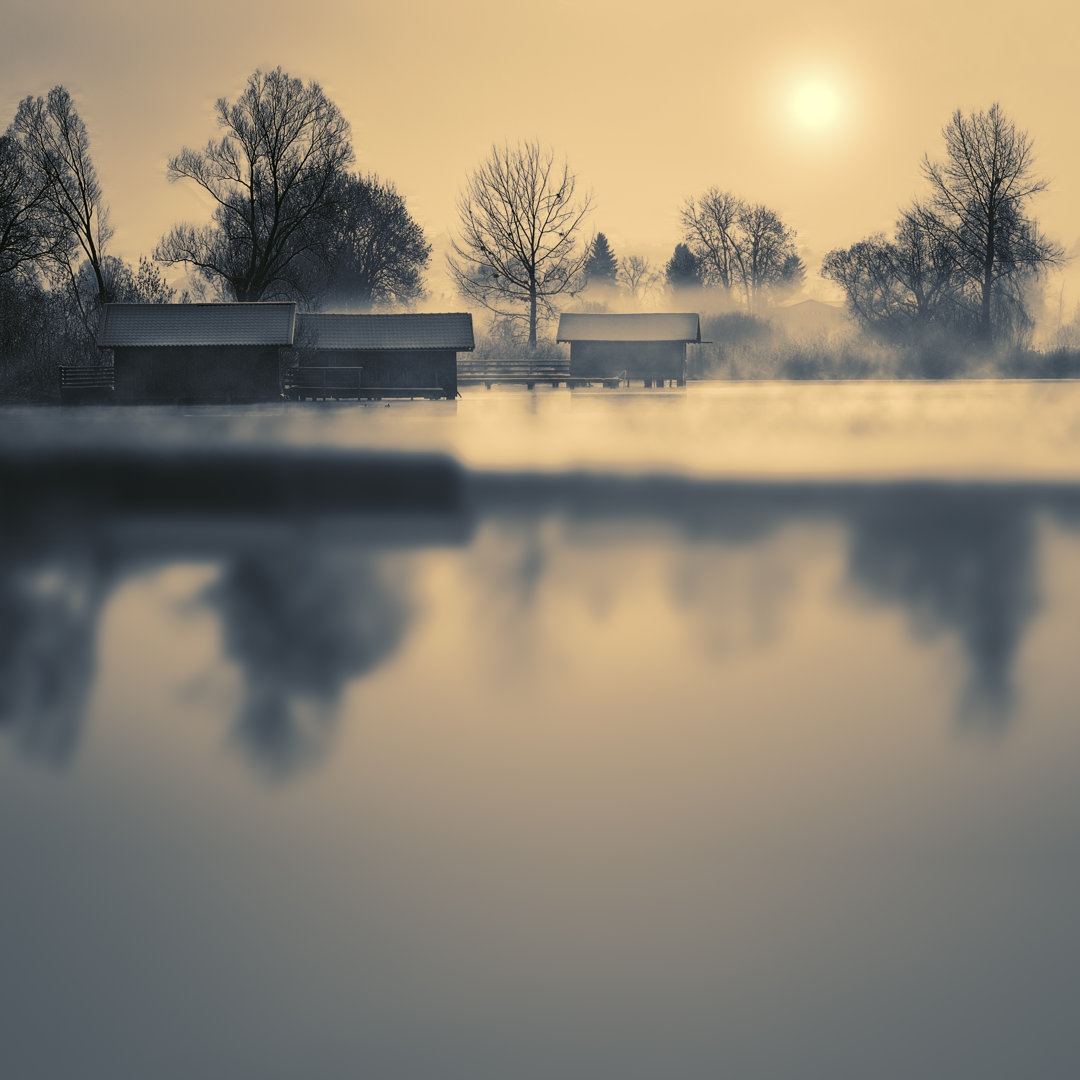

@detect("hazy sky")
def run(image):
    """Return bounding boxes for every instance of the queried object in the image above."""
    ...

[3,0,1078,307]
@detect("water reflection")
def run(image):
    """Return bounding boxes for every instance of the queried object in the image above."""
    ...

[0,533,422,778]
[3,470,1080,768]
[6,400,1080,1080]
[670,537,799,655]
[469,475,1073,727]
[0,529,110,765]
[846,488,1040,727]
[207,547,413,779]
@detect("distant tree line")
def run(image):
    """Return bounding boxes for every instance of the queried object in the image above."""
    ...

[445,140,808,350]
[447,105,1063,360]
[0,86,184,396]
[0,76,1068,398]
[673,190,805,310]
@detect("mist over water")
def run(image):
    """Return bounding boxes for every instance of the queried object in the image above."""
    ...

[2,384,1080,1079]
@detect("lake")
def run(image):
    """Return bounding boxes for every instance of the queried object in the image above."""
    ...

[2,383,1079,1079]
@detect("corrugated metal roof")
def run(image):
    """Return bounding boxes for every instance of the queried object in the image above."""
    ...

[557,313,701,343]
[97,303,297,347]
[296,313,475,351]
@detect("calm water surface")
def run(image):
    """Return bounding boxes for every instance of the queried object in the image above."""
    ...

[2,384,1079,1079]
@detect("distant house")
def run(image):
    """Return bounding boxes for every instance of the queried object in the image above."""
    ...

[290,312,474,400]
[98,302,296,404]
[556,313,702,386]
[765,299,851,336]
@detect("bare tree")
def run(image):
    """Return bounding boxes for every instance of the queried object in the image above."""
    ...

[680,188,742,292]
[10,87,111,307]
[617,254,661,304]
[922,103,1062,344]
[891,205,965,326]
[681,188,801,310]
[740,204,801,302]
[821,234,901,328]
[156,67,353,302]
[823,211,961,337]
[87,255,178,305]
[448,141,591,348]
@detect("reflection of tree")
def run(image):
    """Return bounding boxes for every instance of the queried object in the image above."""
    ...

[0,539,107,766]
[207,548,413,779]
[846,489,1039,727]
[670,540,798,656]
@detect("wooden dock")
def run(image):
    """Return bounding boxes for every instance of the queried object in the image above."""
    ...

[282,367,449,401]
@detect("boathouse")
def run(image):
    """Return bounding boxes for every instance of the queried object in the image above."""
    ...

[556,312,702,386]
[288,312,473,399]
[97,302,296,404]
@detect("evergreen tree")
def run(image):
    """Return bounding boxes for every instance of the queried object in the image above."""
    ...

[584,232,618,285]
[665,243,701,290]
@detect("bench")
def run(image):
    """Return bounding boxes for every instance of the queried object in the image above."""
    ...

[58,365,115,403]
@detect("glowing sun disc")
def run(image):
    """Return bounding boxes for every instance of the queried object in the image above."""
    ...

[790,79,843,131]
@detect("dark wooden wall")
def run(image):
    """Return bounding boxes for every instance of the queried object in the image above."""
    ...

[113,346,283,403]
[569,341,686,384]
[301,349,458,397]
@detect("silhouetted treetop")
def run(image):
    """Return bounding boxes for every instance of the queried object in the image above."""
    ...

[680,188,800,310]
[315,172,430,309]
[665,243,701,290]
[922,103,1062,344]
[156,67,353,303]
[823,104,1062,352]
[584,232,618,285]
[10,87,112,310]
[618,254,661,304]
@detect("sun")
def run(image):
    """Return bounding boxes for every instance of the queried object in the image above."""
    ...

[789,78,844,132]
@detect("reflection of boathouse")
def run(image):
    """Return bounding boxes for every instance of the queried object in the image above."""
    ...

[98,302,296,404]
[557,313,702,387]
[288,313,473,400]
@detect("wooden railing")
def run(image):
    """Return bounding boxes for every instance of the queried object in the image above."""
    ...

[458,357,621,389]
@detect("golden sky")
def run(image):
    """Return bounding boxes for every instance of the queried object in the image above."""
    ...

[2,0,1078,305]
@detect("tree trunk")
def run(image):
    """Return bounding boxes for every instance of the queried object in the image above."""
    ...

[528,288,537,348]
[979,208,996,345]
[87,245,109,305]
[980,273,993,345]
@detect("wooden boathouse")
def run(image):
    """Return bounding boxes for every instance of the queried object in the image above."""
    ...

[556,313,702,387]
[286,312,474,400]
[97,302,296,404]
[93,304,475,403]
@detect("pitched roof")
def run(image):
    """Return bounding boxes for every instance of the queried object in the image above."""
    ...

[98,303,297,347]
[296,313,475,351]
[557,313,701,343]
